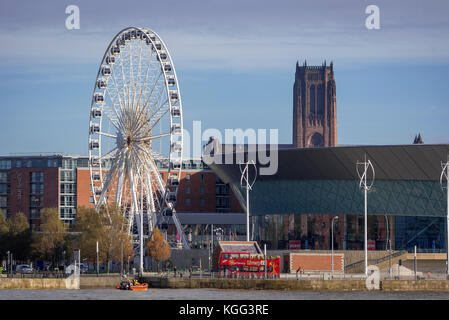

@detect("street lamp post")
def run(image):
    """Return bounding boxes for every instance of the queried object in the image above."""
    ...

[121,240,124,275]
[240,160,257,242]
[331,216,339,277]
[96,241,99,276]
[357,155,375,277]
[439,157,449,277]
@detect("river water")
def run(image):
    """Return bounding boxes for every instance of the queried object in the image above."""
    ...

[1,288,449,300]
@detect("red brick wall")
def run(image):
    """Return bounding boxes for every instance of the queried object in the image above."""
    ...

[76,169,224,213]
[8,167,59,219]
[174,171,216,213]
[288,253,344,272]
[76,168,93,209]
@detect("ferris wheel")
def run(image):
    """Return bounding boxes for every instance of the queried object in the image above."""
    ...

[87,27,190,258]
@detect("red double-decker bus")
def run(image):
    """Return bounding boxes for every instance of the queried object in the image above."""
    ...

[218,252,280,279]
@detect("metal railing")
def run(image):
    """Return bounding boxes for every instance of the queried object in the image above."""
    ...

[344,250,407,272]
[1,271,70,279]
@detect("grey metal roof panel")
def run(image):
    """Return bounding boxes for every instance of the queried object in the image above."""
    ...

[208,144,449,182]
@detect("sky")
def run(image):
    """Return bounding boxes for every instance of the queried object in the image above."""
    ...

[0,0,448,156]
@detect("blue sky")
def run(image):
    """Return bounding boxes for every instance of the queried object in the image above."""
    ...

[0,0,448,156]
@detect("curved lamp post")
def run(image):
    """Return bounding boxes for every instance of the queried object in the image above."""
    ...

[357,155,375,277]
[240,160,257,242]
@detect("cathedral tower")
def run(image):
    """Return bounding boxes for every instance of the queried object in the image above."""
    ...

[293,60,337,147]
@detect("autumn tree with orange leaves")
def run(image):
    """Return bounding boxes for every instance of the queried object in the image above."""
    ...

[146,228,171,271]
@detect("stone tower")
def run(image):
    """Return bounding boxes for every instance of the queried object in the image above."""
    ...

[293,60,337,148]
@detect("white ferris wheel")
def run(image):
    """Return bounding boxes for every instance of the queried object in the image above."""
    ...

[87,27,190,262]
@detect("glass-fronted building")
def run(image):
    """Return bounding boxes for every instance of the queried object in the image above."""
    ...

[207,143,449,251]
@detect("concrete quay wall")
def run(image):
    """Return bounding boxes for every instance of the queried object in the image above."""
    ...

[0,277,79,289]
[142,276,367,291]
[79,275,123,289]
[142,276,449,292]
[0,275,125,289]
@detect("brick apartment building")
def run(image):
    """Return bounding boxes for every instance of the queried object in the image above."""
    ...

[0,156,243,234]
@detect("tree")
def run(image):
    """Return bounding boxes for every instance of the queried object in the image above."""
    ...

[98,203,134,272]
[74,206,104,265]
[0,209,9,259]
[32,208,66,266]
[8,212,32,261]
[75,204,134,273]
[9,212,29,235]
[146,228,171,271]
[0,209,8,235]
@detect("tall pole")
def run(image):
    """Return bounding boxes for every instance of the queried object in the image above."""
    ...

[446,162,449,276]
[240,160,257,243]
[357,156,374,278]
[264,244,267,279]
[140,212,143,276]
[211,224,213,272]
[414,245,417,280]
[96,241,99,276]
[440,157,449,277]
[331,216,338,276]
[388,239,393,276]
[364,161,368,277]
[246,165,250,242]
[121,240,124,275]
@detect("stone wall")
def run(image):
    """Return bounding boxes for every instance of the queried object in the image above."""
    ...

[0,275,124,290]
[0,277,79,289]
[141,276,449,292]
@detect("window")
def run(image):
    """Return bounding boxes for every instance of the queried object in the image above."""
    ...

[31,183,43,195]
[200,174,204,182]
[47,159,58,168]
[0,196,7,207]
[0,160,11,170]
[200,186,204,194]
[30,195,43,207]
[200,198,205,206]
[186,198,191,206]
[31,172,44,183]
[186,186,191,194]
[0,172,7,183]
[90,196,95,204]
[186,174,191,181]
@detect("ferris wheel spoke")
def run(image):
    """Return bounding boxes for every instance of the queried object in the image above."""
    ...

[142,70,164,115]
[135,132,171,142]
[109,70,126,111]
[136,145,167,195]
[148,104,169,132]
[96,149,122,207]
[135,48,155,112]
[147,83,166,117]
[115,152,127,206]
[97,131,118,139]
[99,147,118,163]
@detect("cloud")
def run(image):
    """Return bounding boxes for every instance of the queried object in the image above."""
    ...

[0,0,448,74]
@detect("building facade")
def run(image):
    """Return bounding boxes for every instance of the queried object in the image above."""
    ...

[292,61,347,249]
[0,156,244,238]
[207,142,449,252]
